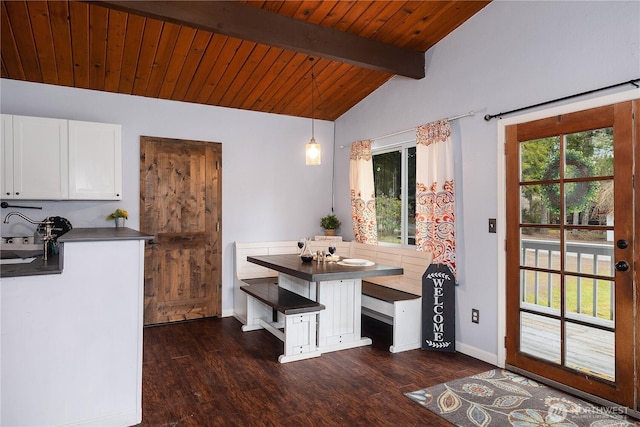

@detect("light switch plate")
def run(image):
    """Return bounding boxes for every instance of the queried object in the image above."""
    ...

[488,218,497,233]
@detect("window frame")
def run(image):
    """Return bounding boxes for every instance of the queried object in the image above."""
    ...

[372,140,416,248]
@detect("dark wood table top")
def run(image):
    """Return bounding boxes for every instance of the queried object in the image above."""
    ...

[247,254,403,282]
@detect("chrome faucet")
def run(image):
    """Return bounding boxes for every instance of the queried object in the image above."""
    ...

[3,212,54,261]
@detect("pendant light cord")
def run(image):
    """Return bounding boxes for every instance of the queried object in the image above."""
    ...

[309,57,333,211]
[311,58,315,139]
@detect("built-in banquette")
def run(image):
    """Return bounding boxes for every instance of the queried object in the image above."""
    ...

[235,240,432,354]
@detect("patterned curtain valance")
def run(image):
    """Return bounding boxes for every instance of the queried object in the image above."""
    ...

[416,120,451,147]
[350,140,373,161]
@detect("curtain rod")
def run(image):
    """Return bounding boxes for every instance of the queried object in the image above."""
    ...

[484,78,640,121]
[370,111,475,141]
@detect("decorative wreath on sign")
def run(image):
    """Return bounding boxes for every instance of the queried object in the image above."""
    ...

[541,150,599,214]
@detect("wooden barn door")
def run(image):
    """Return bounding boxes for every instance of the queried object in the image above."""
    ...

[140,136,222,325]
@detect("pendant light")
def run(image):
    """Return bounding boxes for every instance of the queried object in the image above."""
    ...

[305,58,321,165]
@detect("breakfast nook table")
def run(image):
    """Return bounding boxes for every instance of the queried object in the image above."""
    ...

[246,254,403,354]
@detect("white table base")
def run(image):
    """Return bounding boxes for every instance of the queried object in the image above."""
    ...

[279,273,372,354]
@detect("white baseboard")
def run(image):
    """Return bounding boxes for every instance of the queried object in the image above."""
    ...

[455,341,499,367]
[60,410,141,426]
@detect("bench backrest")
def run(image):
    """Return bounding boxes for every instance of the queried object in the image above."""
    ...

[235,241,297,280]
[235,240,352,280]
[351,242,432,296]
[306,240,352,257]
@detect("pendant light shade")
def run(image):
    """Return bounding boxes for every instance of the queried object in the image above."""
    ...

[306,137,321,165]
[305,58,321,166]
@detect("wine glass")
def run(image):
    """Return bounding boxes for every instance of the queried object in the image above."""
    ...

[297,238,305,254]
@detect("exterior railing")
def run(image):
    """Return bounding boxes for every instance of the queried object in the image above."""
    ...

[521,239,614,321]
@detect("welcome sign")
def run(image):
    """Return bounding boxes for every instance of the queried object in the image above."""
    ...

[422,264,455,352]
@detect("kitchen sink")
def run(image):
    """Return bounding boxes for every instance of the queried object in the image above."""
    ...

[1,257,37,265]
[0,249,42,265]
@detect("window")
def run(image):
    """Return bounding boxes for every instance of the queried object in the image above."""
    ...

[372,144,416,246]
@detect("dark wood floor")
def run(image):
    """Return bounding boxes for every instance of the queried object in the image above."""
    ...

[137,315,495,426]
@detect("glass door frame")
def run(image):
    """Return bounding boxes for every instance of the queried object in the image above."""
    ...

[495,90,639,412]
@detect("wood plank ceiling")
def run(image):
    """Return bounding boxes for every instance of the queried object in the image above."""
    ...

[1,1,489,121]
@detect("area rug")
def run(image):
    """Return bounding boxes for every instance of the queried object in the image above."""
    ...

[405,369,637,426]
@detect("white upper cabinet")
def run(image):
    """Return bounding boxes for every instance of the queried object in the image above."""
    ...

[68,120,122,200]
[1,114,14,199]
[6,115,68,200]
[1,115,122,201]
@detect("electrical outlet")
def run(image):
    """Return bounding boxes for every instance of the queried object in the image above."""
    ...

[472,309,479,324]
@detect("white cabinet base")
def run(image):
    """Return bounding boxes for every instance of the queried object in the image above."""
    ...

[1,240,144,426]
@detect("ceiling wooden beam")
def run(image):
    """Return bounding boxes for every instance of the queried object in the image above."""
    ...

[91,0,426,79]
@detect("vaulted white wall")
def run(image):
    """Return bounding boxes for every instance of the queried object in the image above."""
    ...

[334,0,640,363]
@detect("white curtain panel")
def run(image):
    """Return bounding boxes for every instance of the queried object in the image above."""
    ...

[349,140,378,244]
[415,120,456,275]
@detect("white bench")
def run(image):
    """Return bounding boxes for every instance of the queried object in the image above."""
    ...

[240,282,325,363]
[350,242,432,353]
[234,240,431,354]
[234,241,292,326]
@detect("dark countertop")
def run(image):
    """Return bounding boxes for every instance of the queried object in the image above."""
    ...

[247,254,403,282]
[58,227,153,242]
[1,251,63,278]
[2,227,152,278]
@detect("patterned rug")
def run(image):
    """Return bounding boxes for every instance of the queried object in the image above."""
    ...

[406,369,637,426]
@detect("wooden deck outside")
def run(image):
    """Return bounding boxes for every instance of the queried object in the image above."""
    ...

[520,312,615,381]
[519,239,616,381]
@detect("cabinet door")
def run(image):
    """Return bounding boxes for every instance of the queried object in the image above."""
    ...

[12,115,68,199]
[1,114,13,198]
[68,120,122,200]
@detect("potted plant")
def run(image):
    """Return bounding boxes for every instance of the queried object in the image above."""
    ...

[106,208,128,228]
[320,214,341,236]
